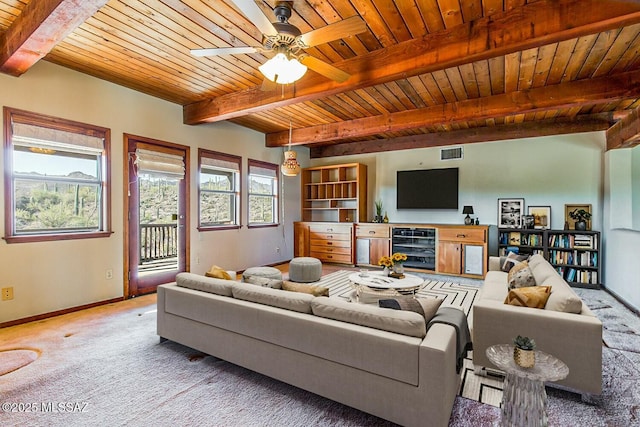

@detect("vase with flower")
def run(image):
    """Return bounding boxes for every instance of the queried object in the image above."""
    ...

[378,252,408,278]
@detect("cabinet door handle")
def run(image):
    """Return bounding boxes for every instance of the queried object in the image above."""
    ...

[327,241,333,245]
[457,234,466,238]
[369,230,376,235]
[326,228,333,232]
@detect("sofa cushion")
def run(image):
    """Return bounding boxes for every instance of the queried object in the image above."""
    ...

[379,297,443,322]
[501,252,529,272]
[528,254,583,313]
[281,280,329,297]
[507,261,536,289]
[311,297,426,338]
[205,265,232,280]
[232,283,313,314]
[176,272,234,297]
[243,276,283,289]
[504,285,551,308]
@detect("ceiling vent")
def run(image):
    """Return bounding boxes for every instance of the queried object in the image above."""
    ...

[440,146,463,161]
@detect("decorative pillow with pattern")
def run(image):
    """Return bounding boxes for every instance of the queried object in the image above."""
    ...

[379,297,443,322]
[504,285,552,309]
[281,280,329,297]
[501,252,529,272]
[507,261,536,289]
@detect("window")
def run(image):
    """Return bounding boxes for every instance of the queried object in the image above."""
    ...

[248,159,278,227]
[198,149,241,230]
[3,107,111,243]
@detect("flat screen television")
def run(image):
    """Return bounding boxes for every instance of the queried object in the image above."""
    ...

[396,167,459,209]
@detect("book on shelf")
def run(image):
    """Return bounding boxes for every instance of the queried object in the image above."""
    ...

[564,268,598,285]
[574,234,594,249]
[508,232,521,245]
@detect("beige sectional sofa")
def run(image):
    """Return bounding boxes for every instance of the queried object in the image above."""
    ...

[157,272,460,427]
[472,254,602,398]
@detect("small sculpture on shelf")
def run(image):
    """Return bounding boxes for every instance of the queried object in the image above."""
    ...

[513,335,536,368]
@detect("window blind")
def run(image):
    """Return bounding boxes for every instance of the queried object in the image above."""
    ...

[135,148,185,179]
[12,122,104,154]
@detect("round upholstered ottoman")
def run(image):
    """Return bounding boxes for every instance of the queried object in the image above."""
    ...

[242,266,283,282]
[288,257,322,283]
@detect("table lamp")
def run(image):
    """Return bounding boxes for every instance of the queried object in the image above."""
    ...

[463,206,474,225]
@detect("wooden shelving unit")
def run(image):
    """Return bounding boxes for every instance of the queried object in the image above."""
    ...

[498,228,601,289]
[301,163,367,223]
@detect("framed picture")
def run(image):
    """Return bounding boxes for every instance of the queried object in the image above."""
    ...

[522,215,535,229]
[564,204,592,230]
[498,198,524,228]
[527,206,551,229]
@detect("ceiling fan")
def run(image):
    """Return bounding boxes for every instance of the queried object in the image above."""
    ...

[190,1,367,85]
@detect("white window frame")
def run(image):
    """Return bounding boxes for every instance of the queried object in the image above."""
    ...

[198,149,241,230]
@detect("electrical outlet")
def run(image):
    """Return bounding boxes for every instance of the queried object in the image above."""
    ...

[106,269,113,280]
[275,247,280,253]
[196,256,200,265]
[2,287,14,301]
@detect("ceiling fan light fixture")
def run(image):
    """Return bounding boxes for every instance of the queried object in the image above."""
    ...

[259,52,307,84]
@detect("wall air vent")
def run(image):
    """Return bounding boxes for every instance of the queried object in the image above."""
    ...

[440,147,463,161]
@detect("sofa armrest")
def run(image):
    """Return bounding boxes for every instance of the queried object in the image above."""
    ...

[472,299,602,394]
[419,323,458,427]
[488,256,502,271]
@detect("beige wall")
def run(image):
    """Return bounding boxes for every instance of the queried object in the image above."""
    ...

[604,149,640,312]
[0,61,305,323]
[311,133,605,230]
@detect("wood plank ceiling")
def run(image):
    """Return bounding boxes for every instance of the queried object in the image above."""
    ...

[2,0,640,157]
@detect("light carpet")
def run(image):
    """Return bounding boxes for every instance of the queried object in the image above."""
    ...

[1,274,639,426]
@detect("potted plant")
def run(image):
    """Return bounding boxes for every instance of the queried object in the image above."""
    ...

[513,335,536,368]
[374,199,383,223]
[569,208,592,231]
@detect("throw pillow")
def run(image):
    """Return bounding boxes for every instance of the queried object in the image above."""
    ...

[205,265,232,280]
[507,261,536,290]
[501,252,529,272]
[504,285,552,309]
[243,276,283,289]
[281,281,329,297]
[379,297,443,322]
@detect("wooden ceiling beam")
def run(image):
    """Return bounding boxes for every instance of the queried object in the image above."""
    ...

[0,0,108,77]
[310,115,614,158]
[266,68,640,147]
[184,0,640,125]
[607,107,640,150]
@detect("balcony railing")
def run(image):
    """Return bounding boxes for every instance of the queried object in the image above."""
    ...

[140,223,178,263]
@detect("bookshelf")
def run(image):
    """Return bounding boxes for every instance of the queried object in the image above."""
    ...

[301,163,367,223]
[498,228,601,289]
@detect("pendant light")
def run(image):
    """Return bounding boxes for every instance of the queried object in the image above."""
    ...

[281,119,301,177]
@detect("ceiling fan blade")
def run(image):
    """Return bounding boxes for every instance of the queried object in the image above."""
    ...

[190,46,259,57]
[298,55,350,83]
[298,16,367,48]
[231,0,278,36]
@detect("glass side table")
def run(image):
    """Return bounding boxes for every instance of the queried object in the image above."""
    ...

[486,344,569,427]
